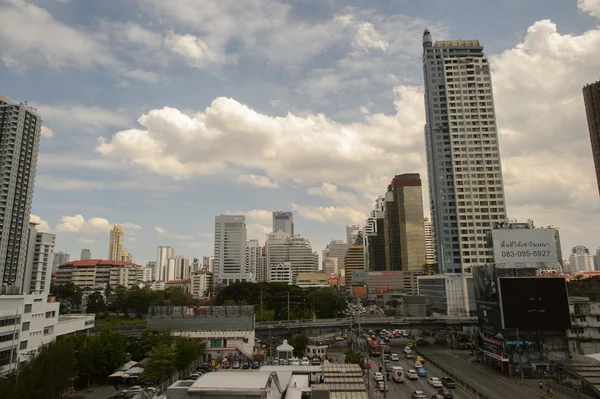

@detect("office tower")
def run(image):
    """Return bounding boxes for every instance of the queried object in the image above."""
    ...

[108,225,124,261]
[143,262,155,281]
[322,240,347,271]
[256,247,269,282]
[268,262,293,284]
[52,251,70,271]
[266,231,319,283]
[174,255,190,280]
[213,215,250,285]
[156,246,175,281]
[424,218,436,265]
[364,207,386,271]
[568,245,595,274]
[344,233,365,293]
[246,240,260,281]
[583,80,600,196]
[202,256,214,272]
[273,211,294,235]
[323,257,339,277]
[346,224,360,248]
[120,249,133,263]
[22,222,55,295]
[422,30,507,273]
[0,95,42,293]
[383,174,426,271]
[80,249,91,260]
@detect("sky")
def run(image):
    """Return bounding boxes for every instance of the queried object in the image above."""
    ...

[1,0,600,265]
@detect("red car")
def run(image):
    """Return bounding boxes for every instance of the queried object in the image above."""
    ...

[363,360,372,368]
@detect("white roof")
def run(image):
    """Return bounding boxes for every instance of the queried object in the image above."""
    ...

[189,371,277,392]
[277,340,294,352]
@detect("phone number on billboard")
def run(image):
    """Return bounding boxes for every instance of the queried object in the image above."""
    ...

[501,251,551,257]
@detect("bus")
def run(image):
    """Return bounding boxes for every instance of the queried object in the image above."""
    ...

[367,340,382,357]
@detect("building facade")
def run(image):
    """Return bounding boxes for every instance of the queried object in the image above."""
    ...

[296,272,329,288]
[52,252,69,272]
[366,270,424,303]
[272,211,294,236]
[120,250,133,263]
[583,80,600,196]
[55,260,143,288]
[568,296,600,355]
[80,249,91,260]
[424,217,436,266]
[256,249,269,283]
[417,274,475,316]
[569,246,595,274]
[0,95,42,294]
[214,215,250,286]
[346,224,360,248]
[245,240,260,281]
[191,270,213,298]
[266,231,318,283]
[156,246,175,282]
[22,223,55,295]
[173,255,190,280]
[108,225,124,261]
[344,239,365,293]
[322,240,347,272]
[364,208,386,272]
[268,262,293,285]
[165,279,191,294]
[422,31,508,274]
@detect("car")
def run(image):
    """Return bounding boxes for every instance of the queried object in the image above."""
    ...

[406,370,419,380]
[301,358,310,366]
[411,391,427,399]
[188,374,200,380]
[363,360,372,369]
[441,377,456,388]
[404,346,412,354]
[252,361,261,369]
[415,356,425,364]
[413,361,423,368]
[273,358,280,365]
[290,357,300,365]
[126,386,143,392]
[376,381,389,392]
[335,336,345,341]
[390,353,399,361]
[417,339,429,346]
[417,367,428,377]
[385,363,393,372]
[312,358,321,365]
[428,377,442,388]
[373,372,384,382]
[242,362,250,369]
[232,361,240,369]
[436,388,454,399]
[280,358,289,365]
[406,352,415,359]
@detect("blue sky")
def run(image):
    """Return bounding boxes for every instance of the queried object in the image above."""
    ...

[1,0,600,264]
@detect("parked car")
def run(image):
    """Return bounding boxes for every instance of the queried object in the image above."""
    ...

[428,377,442,388]
[411,391,427,399]
[311,358,321,365]
[406,370,419,380]
[252,361,261,369]
[188,374,200,380]
[290,357,300,365]
[406,352,415,359]
[232,361,240,369]
[301,358,310,366]
[441,377,456,388]
[273,358,280,365]
[242,362,250,369]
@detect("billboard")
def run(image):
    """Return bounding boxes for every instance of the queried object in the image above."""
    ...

[499,277,571,330]
[351,269,366,283]
[473,265,503,335]
[492,228,558,267]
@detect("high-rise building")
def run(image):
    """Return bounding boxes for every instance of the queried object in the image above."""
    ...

[143,262,155,281]
[156,246,175,281]
[266,231,318,283]
[422,31,508,274]
[108,225,124,261]
[568,245,595,274]
[322,240,347,272]
[273,211,294,236]
[322,257,339,277]
[346,224,360,248]
[120,249,133,263]
[202,256,214,272]
[80,249,91,260]
[171,255,190,280]
[256,247,269,282]
[245,240,260,281]
[344,233,365,293]
[383,174,427,271]
[213,215,250,285]
[165,257,176,281]
[52,251,70,272]
[268,262,293,284]
[22,222,55,295]
[583,80,600,196]
[364,207,386,271]
[0,95,42,294]
[424,218,436,266]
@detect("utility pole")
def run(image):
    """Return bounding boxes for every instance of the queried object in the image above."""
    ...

[287,292,290,323]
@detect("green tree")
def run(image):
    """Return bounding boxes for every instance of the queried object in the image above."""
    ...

[175,338,206,370]
[384,309,397,317]
[343,349,364,368]
[51,282,83,313]
[256,308,275,322]
[139,328,173,357]
[290,333,309,357]
[141,344,177,383]
[86,291,107,313]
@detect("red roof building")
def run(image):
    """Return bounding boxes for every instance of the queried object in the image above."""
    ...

[56,259,143,288]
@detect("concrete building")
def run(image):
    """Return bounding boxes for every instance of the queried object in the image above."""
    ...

[246,239,260,281]
[424,217,436,266]
[269,262,293,285]
[108,225,124,262]
[120,249,133,263]
[417,274,475,316]
[202,256,214,273]
[383,174,427,271]
[256,248,269,283]
[0,293,95,375]
[296,272,329,288]
[165,279,191,294]
[266,231,318,283]
[22,222,55,295]
[151,281,165,291]
[55,260,143,288]
[569,245,595,274]
[52,251,69,272]
[366,271,424,303]
[322,240,347,273]
[568,297,600,355]
[583,80,600,196]
[273,211,294,236]
[80,249,91,260]
[322,257,339,278]
[346,224,360,248]
[142,263,153,282]
[422,31,508,274]
[173,255,190,280]
[364,208,386,272]
[191,270,213,298]
[344,238,365,294]
[214,215,251,286]
[156,246,175,282]
[0,95,42,294]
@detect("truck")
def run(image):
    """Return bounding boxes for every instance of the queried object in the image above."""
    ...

[391,366,404,383]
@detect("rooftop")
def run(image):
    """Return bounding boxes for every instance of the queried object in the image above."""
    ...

[58,259,141,268]
[188,371,280,392]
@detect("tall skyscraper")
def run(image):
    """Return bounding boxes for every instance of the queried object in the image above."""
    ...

[0,95,42,293]
[583,80,600,196]
[322,240,347,271]
[156,246,175,281]
[52,251,70,272]
[108,225,124,261]
[364,207,386,271]
[424,218,436,266]
[22,222,55,295]
[346,224,360,248]
[273,211,294,236]
[120,249,133,263]
[266,231,318,283]
[383,174,427,271]
[80,249,91,260]
[245,239,260,281]
[344,233,365,293]
[422,31,507,274]
[568,245,595,274]
[213,215,250,285]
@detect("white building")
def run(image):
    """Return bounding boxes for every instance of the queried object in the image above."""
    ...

[269,262,293,285]
[172,255,190,280]
[80,249,91,260]
[143,262,154,281]
[422,32,508,274]
[569,245,595,274]
[273,211,294,236]
[245,240,260,281]
[151,281,165,291]
[52,251,70,272]
[296,273,329,289]
[191,270,213,298]
[346,224,360,248]
[0,294,95,376]
[156,246,175,282]
[256,254,269,282]
[266,231,318,284]
[424,218,436,265]
[22,222,55,295]
[214,215,251,285]
[202,256,214,273]
[322,240,347,271]
[568,297,600,355]
[417,274,474,316]
[55,260,143,289]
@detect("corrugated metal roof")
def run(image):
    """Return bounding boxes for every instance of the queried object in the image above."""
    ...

[188,371,274,392]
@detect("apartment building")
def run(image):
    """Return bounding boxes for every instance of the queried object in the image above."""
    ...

[55,260,143,288]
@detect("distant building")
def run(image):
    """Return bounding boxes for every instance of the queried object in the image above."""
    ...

[151,281,165,291]
[322,257,339,277]
[417,274,475,316]
[256,248,269,283]
[173,255,190,280]
[202,256,214,272]
[266,231,318,284]
[56,260,143,288]
[165,279,191,294]
[156,246,175,282]
[346,224,360,248]
[80,249,91,260]
[568,296,600,355]
[22,222,55,295]
[569,245,595,274]
[322,240,347,272]
[269,262,293,285]
[120,249,133,263]
[364,205,386,272]
[366,270,424,303]
[273,211,294,236]
[344,236,365,294]
[245,240,260,281]
[191,270,213,298]
[296,272,329,288]
[143,263,154,282]
[52,251,70,272]
[424,218,436,266]
[214,215,251,285]
[108,225,124,261]
[583,80,600,196]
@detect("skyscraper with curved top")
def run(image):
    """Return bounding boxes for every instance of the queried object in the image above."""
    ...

[108,225,123,261]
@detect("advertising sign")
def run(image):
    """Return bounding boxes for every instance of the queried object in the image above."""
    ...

[376,285,389,293]
[473,264,503,335]
[351,269,366,283]
[492,228,558,267]
[499,277,571,330]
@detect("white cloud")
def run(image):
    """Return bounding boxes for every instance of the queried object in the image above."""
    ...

[236,174,280,188]
[247,223,271,242]
[353,22,388,52]
[244,210,273,226]
[30,214,50,231]
[292,203,366,226]
[122,223,142,231]
[579,0,600,18]
[164,32,227,68]
[76,236,95,245]
[154,226,167,234]
[154,225,193,241]
[40,125,55,138]
[56,214,140,234]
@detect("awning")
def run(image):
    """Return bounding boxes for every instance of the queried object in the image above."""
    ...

[108,371,125,378]
[516,362,534,369]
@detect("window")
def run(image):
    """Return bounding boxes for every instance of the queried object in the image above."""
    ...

[45,311,56,319]
[22,321,30,331]
[19,341,28,350]
[24,304,32,313]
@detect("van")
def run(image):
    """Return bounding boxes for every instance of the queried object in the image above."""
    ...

[391,366,404,382]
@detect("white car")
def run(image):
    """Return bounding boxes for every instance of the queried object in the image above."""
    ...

[406,370,419,380]
[411,391,427,399]
[413,361,423,369]
[373,372,384,382]
[290,358,300,365]
[404,346,412,354]
[428,377,442,388]
[301,357,310,366]
[390,353,399,361]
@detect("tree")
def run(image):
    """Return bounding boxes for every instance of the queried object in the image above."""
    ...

[384,309,397,317]
[141,344,177,383]
[387,299,400,308]
[86,291,107,313]
[343,349,364,368]
[175,338,206,370]
[290,333,309,357]
[51,282,83,313]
